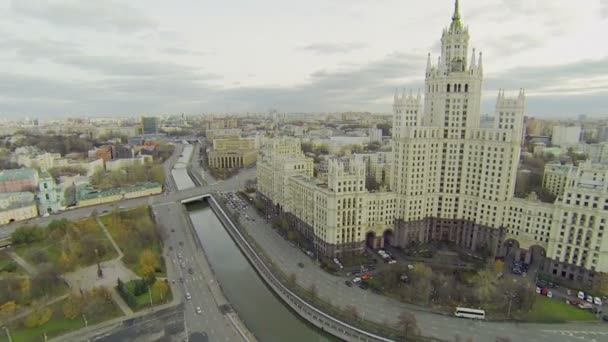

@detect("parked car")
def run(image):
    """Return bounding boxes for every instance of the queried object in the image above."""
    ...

[345,280,353,287]
[578,291,586,300]
[359,283,369,290]
[586,296,594,303]
[594,297,603,306]
[352,277,362,284]
[186,293,192,300]
[196,306,202,314]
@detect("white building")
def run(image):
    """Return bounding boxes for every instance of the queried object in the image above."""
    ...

[552,125,581,147]
[584,142,608,164]
[255,1,608,283]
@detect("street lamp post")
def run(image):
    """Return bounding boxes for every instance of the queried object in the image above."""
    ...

[82,313,88,327]
[148,285,153,308]
[2,326,13,342]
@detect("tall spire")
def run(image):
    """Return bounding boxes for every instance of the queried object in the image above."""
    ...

[452,0,461,22]
[450,0,463,32]
[469,48,476,70]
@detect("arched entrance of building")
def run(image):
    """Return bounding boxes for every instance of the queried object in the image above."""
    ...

[366,232,376,249]
[383,229,393,248]
[8,218,15,223]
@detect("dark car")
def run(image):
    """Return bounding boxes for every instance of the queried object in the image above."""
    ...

[188,268,194,275]
[359,283,369,290]
[602,314,608,322]
[345,280,353,287]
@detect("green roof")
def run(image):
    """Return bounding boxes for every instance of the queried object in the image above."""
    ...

[0,169,37,182]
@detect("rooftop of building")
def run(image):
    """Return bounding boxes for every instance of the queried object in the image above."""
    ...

[77,181,162,200]
[0,191,36,210]
[0,168,37,182]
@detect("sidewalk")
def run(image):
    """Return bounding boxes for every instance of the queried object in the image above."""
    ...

[8,251,38,276]
[96,218,123,259]
[110,287,134,316]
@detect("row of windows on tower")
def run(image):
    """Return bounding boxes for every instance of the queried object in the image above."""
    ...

[427,83,469,93]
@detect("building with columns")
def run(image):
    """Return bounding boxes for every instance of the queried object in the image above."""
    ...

[207,137,258,169]
[254,1,608,284]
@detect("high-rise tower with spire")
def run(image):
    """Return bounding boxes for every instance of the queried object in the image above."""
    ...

[423,0,483,130]
[392,0,526,255]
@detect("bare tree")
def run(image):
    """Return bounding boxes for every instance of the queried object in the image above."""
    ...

[308,283,318,300]
[396,311,418,337]
[344,305,360,320]
[287,273,297,287]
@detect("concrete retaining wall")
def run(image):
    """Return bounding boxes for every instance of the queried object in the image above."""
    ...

[205,194,395,342]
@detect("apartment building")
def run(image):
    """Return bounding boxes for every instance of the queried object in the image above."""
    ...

[255,1,608,281]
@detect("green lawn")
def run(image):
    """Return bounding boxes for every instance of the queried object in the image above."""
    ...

[100,207,166,277]
[524,296,597,323]
[0,296,123,342]
[124,279,173,311]
[0,251,23,275]
[14,218,117,270]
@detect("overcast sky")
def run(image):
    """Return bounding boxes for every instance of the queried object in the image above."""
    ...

[1,0,607,119]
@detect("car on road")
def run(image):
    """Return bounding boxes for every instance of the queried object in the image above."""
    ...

[186,293,192,300]
[595,297,603,306]
[359,283,369,290]
[345,280,353,287]
[180,262,186,268]
[178,253,183,259]
[171,228,175,232]
[352,277,362,284]
[188,268,194,275]
[196,306,202,314]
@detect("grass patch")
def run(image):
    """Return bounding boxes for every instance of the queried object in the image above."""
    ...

[101,207,165,277]
[524,296,597,323]
[120,279,173,311]
[0,293,122,342]
[0,251,23,275]
[13,218,117,271]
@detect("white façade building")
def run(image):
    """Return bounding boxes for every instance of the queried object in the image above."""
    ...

[255,1,608,285]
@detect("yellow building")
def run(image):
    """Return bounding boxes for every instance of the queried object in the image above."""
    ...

[76,182,162,208]
[208,138,257,169]
[0,192,38,225]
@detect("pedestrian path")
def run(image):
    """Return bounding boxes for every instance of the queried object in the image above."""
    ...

[110,287,134,316]
[8,251,38,275]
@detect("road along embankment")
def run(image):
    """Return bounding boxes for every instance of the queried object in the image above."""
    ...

[206,194,397,342]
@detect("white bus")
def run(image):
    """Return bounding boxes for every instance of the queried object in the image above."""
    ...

[454,307,486,320]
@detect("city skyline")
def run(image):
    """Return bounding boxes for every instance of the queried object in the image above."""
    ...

[0,0,607,118]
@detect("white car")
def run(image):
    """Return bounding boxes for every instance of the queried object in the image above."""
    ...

[547,291,553,298]
[186,293,192,300]
[586,296,594,303]
[388,259,397,264]
[195,306,202,314]
[594,297,603,306]
[352,277,362,284]
[535,287,541,294]
[578,291,586,300]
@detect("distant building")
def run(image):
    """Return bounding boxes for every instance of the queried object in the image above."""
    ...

[207,138,257,169]
[584,142,608,164]
[112,144,134,159]
[206,128,241,141]
[0,191,38,224]
[552,125,581,147]
[141,116,159,135]
[105,155,153,171]
[368,128,383,143]
[597,126,608,143]
[0,169,38,193]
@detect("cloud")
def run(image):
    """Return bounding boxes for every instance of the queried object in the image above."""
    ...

[10,0,156,33]
[483,34,544,57]
[298,42,367,55]
[485,57,608,92]
[602,1,608,19]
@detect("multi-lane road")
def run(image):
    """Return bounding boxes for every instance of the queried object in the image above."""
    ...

[154,202,244,342]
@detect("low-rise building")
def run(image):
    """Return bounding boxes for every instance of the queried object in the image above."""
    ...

[0,192,38,224]
[0,168,39,193]
[76,182,162,207]
[206,128,241,141]
[105,155,153,171]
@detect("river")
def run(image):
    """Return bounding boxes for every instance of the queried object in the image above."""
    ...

[188,204,334,342]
